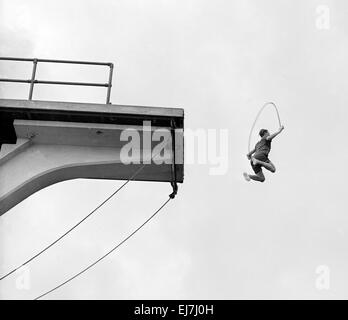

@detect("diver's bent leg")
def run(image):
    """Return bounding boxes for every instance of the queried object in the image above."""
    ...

[248,171,265,182]
[253,159,276,173]
[267,161,276,173]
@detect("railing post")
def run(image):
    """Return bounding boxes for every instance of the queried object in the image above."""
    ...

[106,63,114,104]
[29,58,38,100]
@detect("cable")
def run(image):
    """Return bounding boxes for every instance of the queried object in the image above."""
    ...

[248,102,282,153]
[35,197,172,300]
[0,162,151,282]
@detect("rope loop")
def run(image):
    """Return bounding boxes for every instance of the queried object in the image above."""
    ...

[248,102,282,153]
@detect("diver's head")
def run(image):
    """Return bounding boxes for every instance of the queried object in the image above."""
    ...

[259,129,270,138]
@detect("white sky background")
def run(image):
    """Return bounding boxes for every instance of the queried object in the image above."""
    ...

[0,0,347,299]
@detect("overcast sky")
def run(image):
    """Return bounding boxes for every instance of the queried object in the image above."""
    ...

[1,0,348,299]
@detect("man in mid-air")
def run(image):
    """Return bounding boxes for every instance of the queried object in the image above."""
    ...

[243,126,284,183]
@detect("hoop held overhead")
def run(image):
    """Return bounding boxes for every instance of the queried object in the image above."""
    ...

[248,102,282,153]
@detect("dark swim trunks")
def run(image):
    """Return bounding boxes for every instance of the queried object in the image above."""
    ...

[251,152,270,174]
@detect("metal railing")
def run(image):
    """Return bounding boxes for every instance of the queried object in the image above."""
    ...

[0,57,114,104]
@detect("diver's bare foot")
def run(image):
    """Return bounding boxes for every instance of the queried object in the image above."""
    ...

[243,172,251,182]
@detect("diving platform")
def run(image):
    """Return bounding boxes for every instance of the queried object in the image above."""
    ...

[0,99,184,216]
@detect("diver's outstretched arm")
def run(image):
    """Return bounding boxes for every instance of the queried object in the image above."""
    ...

[267,125,284,141]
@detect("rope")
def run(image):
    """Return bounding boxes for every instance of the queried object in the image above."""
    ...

[248,102,282,153]
[35,197,172,300]
[0,160,153,282]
